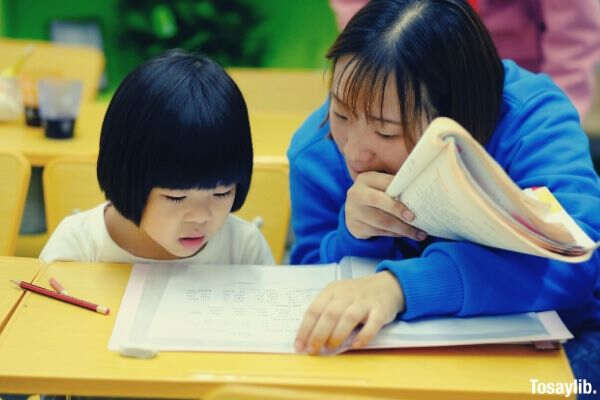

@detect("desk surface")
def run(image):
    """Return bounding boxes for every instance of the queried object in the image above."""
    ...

[0,104,308,167]
[0,102,106,167]
[0,258,574,399]
[0,257,44,331]
[0,68,328,167]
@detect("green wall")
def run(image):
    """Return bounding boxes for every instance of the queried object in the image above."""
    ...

[0,0,4,35]
[1,0,339,94]
[2,0,143,95]
[253,1,338,69]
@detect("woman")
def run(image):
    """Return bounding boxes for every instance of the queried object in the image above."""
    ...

[288,0,600,386]
[329,0,600,119]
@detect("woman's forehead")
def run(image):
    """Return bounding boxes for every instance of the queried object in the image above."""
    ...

[332,56,389,94]
[332,57,402,120]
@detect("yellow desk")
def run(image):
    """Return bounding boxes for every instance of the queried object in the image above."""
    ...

[0,102,107,167]
[0,67,327,167]
[0,104,305,169]
[0,258,574,399]
[0,68,327,167]
[0,257,44,332]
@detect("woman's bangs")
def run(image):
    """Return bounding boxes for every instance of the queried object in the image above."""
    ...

[334,56,390,121]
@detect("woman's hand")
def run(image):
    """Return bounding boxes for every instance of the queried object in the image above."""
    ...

[294,271,405,355]
[345,171,426,241]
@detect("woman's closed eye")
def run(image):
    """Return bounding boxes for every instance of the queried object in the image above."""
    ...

[333,111,348,121]
[375,130,397,139]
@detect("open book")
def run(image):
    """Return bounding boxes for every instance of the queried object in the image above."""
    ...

[109,257,572,354]
[386,117,599,263]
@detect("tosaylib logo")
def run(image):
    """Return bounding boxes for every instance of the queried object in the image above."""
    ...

[530,378,596,397]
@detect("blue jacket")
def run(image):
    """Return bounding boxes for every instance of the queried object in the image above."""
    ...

[287,61,600,332]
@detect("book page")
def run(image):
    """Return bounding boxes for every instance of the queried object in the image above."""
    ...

[386,119,447,196]
[523,187,599,249]
[394,143,549,256]
[110,263,340,353]
[109,261,572,354]
[450,129,594,251]
[386,117,596,262]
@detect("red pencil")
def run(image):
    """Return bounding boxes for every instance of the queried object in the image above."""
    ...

[11,280,109,315]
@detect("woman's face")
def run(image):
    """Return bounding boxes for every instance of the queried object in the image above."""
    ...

[329,57,415,180]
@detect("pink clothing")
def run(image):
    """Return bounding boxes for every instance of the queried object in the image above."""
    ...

[480,0,600,118]
[329,0,366,29]
[329,0,600,119]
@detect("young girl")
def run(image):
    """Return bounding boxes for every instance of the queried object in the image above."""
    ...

[288,0,600,386]
[40,50,274,266]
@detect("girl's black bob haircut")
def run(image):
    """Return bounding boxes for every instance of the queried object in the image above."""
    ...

[98,50,253,225]
[327,0,504,148]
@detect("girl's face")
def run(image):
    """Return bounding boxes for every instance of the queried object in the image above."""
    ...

[329,57,415,180]
[139,184,236,258]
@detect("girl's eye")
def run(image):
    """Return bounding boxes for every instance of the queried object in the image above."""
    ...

[333,111,348,121]
[165,195,186,203]
[214,189,234,198]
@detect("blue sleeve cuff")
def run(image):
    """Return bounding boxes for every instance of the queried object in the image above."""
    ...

[376,250,464,320]
[321,207,396,262]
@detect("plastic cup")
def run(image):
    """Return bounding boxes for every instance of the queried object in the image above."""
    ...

[38,78,82,139]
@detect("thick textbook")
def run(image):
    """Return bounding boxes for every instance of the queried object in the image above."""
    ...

[109,257,572,354]
[386,117,599,263]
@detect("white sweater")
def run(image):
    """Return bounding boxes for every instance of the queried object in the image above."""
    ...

[40,203,275,266]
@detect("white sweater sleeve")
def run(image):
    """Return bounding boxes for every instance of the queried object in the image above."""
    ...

[39,215,93,263]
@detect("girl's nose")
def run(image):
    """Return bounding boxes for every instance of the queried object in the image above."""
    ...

[186,203,212,223]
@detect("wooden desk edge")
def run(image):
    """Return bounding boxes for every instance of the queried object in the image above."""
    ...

[0,377,549,400]
[0,259,46,333]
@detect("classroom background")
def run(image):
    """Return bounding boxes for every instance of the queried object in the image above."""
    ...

[1,0,600,263]
[0,2,597,397]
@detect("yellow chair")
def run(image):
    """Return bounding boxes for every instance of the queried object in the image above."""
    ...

[0,37,105,102]
[227,68,328,115]
[250,111,306,158]
[43,156,291,263]
[235,156,291,263]
[43,156,103,234]
[0,151,31,255]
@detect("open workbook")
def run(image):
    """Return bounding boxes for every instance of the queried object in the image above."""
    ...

[386,117,599,263]
[109,257,572,354]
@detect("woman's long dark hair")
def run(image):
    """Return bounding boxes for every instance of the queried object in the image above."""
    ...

[327,0,504,148]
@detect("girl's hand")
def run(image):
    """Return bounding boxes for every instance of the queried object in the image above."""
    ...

[345,171,426,241]
[294,271,405,355]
